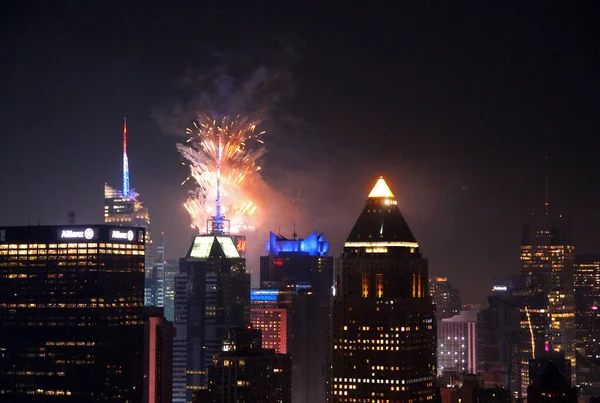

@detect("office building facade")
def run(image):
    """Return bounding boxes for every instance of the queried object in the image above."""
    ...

[520,216,576,387]
[250,290,294,354]
[331,177,437,402]
[259,231,334,403]
[573,255,600,363]
[437,310,478,377]
[177,234,250,401]
[0,225,146,400]
[172,271,188,403]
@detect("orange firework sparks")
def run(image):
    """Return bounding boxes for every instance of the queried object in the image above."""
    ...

[177,114,266,233]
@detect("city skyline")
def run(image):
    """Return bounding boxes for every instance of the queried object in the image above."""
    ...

[2,2,600,305]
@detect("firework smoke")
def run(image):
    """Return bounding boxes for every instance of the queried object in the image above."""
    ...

[177,114,267,233]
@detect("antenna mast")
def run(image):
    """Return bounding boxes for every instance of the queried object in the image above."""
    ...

[544,156,549,216]
[123,117,130,198]
[212,128,225,234]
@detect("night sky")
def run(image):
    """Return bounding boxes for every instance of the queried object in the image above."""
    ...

[1,2,599,304]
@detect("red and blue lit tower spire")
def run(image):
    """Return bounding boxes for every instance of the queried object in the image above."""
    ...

[211,131,225,234]
[122,117,130,197]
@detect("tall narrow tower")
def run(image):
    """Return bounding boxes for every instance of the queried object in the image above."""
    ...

[331,177,436,402]
[123,117,130,198]
[104,117,154,304]
[174,131,250,401]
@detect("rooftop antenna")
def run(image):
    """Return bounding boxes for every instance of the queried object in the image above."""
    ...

[292,222,297,240]
[122,117,130,198]
[68,212,76,225]
[211,124,225,235]
[544,156,549,216]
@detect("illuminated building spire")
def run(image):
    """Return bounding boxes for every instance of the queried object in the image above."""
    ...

[123,117,130,198]
[211,130,225,234]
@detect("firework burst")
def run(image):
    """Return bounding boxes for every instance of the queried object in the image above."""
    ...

[177,114,266,233]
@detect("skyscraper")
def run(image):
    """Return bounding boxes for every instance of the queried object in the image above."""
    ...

[261,231,330,291]
[0,224,146,400]
[258,231,334,403]
[331,177,437,402]
[104,118,155,303]
[573,255,600,364]
[429,276,462,321]
[172,270,188,403]
[520,214,576,386]
[176,234,250,401]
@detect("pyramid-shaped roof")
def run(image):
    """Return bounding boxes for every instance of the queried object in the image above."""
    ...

[187,235,241,259]
[345,177,418,247]
[368,177,395,198]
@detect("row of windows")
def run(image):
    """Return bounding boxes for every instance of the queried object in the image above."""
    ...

[0,302,143,309]
[0,250,145,257]
[1,243,143,250]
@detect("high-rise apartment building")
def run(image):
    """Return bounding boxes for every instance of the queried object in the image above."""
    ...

[331,177,437,402]
[0,225,146,400]
[176,234,250,401]
[437,310,478,377]
[104,118,155,304]
[429,276,462,321]
[573,255,600,363]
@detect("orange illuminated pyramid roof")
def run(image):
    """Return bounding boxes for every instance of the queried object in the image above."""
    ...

[368,177,394,198]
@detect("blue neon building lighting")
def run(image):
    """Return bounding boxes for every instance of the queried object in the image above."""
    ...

[264,231,329,256]
[250,289,280,302]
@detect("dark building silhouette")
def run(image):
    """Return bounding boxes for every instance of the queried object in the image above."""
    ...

[439,374,510,403]
[331,177,436,402]
[0,225,146,401]
[163,259,179,322]
[174,234,250,402]
[257,231,333,403]
[196,328,291,403]
[144,308,173,403]
[527,359,577,403]
[429,276,462,321]
[476,294,521,390]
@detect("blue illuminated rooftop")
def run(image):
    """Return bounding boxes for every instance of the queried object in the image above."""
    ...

[250,289,280,302]
[265,231,329,257]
